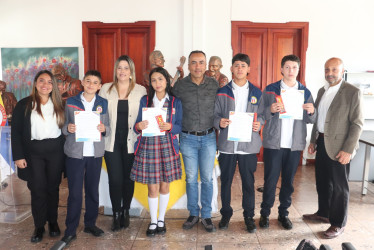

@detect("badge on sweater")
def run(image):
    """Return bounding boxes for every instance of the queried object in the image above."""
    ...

[250,96,257,104]
[96,105,103,113]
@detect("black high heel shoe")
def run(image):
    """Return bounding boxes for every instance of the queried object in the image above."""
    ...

[31,227,45,243]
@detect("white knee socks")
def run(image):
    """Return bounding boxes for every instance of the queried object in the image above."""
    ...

[158,193,170,227]
[148,197,158,230]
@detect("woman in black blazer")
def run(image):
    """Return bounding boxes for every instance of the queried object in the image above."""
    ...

[11,70,65,243]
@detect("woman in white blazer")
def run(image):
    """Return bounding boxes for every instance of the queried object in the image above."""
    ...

[99,55,146,231]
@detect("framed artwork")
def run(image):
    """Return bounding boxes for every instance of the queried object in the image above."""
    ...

[1,47,79,100]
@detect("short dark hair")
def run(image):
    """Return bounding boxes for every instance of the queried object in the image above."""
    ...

[281,55,300,67]
[84,70,102,83]
[232,53,250,66]
[188,50,206,60]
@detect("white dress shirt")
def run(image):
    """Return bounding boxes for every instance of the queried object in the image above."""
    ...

[317,79,343,133]
[280,80,298,149]
[81,93,96,157]
[31,98,61,140]
[153,93,169,108]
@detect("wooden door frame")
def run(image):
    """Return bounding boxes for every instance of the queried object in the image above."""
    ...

[82,21,156,73]
[231,21,309,85]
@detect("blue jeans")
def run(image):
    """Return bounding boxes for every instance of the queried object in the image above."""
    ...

[180,131,216,218]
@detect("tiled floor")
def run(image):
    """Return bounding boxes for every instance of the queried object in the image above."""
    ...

[1,162,374,250]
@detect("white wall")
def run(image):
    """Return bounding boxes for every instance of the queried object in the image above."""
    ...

[1,0,374,89]
[1,0,374,157]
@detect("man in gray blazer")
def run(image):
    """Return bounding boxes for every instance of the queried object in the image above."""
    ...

[303,57,363,238]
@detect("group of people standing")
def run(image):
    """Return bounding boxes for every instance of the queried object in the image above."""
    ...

[10,49,362,249]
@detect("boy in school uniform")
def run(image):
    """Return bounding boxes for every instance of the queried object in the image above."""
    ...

[54,70,110,248]
[213,53,262,233]
[257,55,316,230]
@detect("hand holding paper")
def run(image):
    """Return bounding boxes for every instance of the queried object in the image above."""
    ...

[227,111,254,142]
[279,89,304,120]
[270,102,284,113]
[302,103,315,115]
[74,111,101,142]
[220,118,231,128]
[136,120,149,130]
[142,107,167,137]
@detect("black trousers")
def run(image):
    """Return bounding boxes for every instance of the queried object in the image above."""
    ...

[260,148,301,217]
[104,130,135,212]
[27,136,64,228]
[219,153,257,218]
[64,157,102,236]
[315,136,350,228]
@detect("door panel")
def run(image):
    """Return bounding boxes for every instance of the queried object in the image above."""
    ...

[241,29,267,90]
[121,30,149,84]
[88,29,120,83]
[83,21,155,85]
[270,29,301,83]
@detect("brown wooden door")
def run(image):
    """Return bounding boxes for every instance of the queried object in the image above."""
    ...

[82,21,155,84]
[232,21,308,90]
[232,21,309,162]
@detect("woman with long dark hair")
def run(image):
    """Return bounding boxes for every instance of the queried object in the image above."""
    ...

[11,70,65,243]
[99,55,146,231]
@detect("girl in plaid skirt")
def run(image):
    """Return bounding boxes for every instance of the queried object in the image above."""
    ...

[132,67,182,237]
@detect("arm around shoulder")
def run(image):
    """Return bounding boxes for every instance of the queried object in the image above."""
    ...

[170,97,182,134]
[134,95,147,134]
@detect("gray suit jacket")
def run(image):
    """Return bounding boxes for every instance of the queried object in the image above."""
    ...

[310,81,363,161]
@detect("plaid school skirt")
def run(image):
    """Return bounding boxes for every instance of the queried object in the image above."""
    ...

[131,134,182,184]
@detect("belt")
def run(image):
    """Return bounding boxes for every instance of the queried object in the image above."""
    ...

[182,127,214,136]
[319,132,324,137]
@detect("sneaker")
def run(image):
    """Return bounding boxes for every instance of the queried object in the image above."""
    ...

[182,215,199,230]
[201,218,216,232]
[278,215,293,230]
[259,215,269,228]
[244,217,257,233]
[218,216,231,230]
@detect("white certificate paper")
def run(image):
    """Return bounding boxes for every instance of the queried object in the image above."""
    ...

[227,111,254,142]
[142,107,167,137]
[75,111,101,142]
[280,89,304,120]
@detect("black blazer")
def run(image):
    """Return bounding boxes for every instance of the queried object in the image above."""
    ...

[11,97,33,181]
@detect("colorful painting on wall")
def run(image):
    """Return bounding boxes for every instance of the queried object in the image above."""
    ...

[1,47,79,100]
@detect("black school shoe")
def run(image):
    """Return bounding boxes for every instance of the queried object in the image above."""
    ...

[218,216,231,229]
[61,235,77,247]
[48,222,61,237]
[146,223,157,237]
[244,217,257,233]
[259,215,269,228]
[278,215,293,230]
[31,227,45,243]
[157,220,166,234]
[84,225,104,237]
